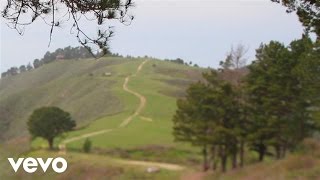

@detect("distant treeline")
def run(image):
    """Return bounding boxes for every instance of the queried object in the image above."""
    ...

[1,47,198,78]
[164,58,199,67]
[1,46,121,78]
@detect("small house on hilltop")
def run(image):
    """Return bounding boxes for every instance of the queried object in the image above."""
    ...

[103,72,112,77]
[56,54,65,60]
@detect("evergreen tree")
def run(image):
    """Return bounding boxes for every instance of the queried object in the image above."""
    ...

[27,63,33,71]
[219,44,249,167]
[173,81,213,171]
[19,65,27,73]
[246,37,320,160]
[1,72,8,78]
[7,67,19,76]
[173,71,241,172]
[33,59,42,69]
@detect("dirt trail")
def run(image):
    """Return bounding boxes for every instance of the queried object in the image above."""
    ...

[115,159,185,171]
[119,60,148,127]
[63,129,113,143]
[59,60,148,149]
[140,116,153,122]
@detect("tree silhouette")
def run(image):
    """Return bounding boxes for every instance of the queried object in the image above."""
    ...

[2,0,134,56]
[28,107,76,150]
[273,0,320,39]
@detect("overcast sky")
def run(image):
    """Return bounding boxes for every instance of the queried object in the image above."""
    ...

[0,0,304,72]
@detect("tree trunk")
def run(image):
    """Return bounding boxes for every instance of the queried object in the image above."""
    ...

[239,140,245,167]
[275,145,281,160]
[258,145,266,162]
[203,145,209,171]
[221,155,227,172]
[258,151,264,162]
[220,145,228,172]
[232,151,237,169]
[213,158,218,171]
[211,146,218,171]
[48,138,54,150]
[281,143,287,159]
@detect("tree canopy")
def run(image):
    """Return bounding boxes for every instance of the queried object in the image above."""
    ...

[173,71,242,172]
[27,106,76,149]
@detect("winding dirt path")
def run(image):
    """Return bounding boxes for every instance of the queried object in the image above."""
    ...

[59,60,148,150]
[119,60,148,127]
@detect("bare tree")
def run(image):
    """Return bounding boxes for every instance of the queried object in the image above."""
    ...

[2,0,134,56]
[219,44,249,85]
[232,44,248,69]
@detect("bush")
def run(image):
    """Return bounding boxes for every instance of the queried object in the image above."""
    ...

[83,138,92,153]
[282,155,316,171]
[296,138,320,157]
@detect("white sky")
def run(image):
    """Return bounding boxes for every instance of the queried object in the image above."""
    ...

[0,0,304,72]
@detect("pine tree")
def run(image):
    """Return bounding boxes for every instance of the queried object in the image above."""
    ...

[173,81,213,171]
[246,37,320,160]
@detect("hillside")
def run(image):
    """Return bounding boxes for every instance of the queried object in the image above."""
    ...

[0,57,204,148]
[0,57,208,179]
[1,57,320,180]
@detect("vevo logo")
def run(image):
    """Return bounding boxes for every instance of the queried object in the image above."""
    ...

[8,157,67,173]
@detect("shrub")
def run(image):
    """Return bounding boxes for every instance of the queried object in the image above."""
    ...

[296,138,320,157]
[283,155,316,171]
[83,138,92,153]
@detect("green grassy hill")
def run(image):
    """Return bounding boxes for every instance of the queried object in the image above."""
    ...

[0,58,122,140]
[0,57,207,179]
[0,57,203,151]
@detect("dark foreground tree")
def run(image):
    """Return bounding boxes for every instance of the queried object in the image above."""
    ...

[219,44,250,168]
[173,81,213,171]
[246,37,320,160]
[173,71,242,172]
[2,0,134,56]
[27,107,76,150]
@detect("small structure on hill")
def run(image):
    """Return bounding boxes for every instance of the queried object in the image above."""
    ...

[103,72,112,77]
[146,167,160,173]
[56,54,65,60]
